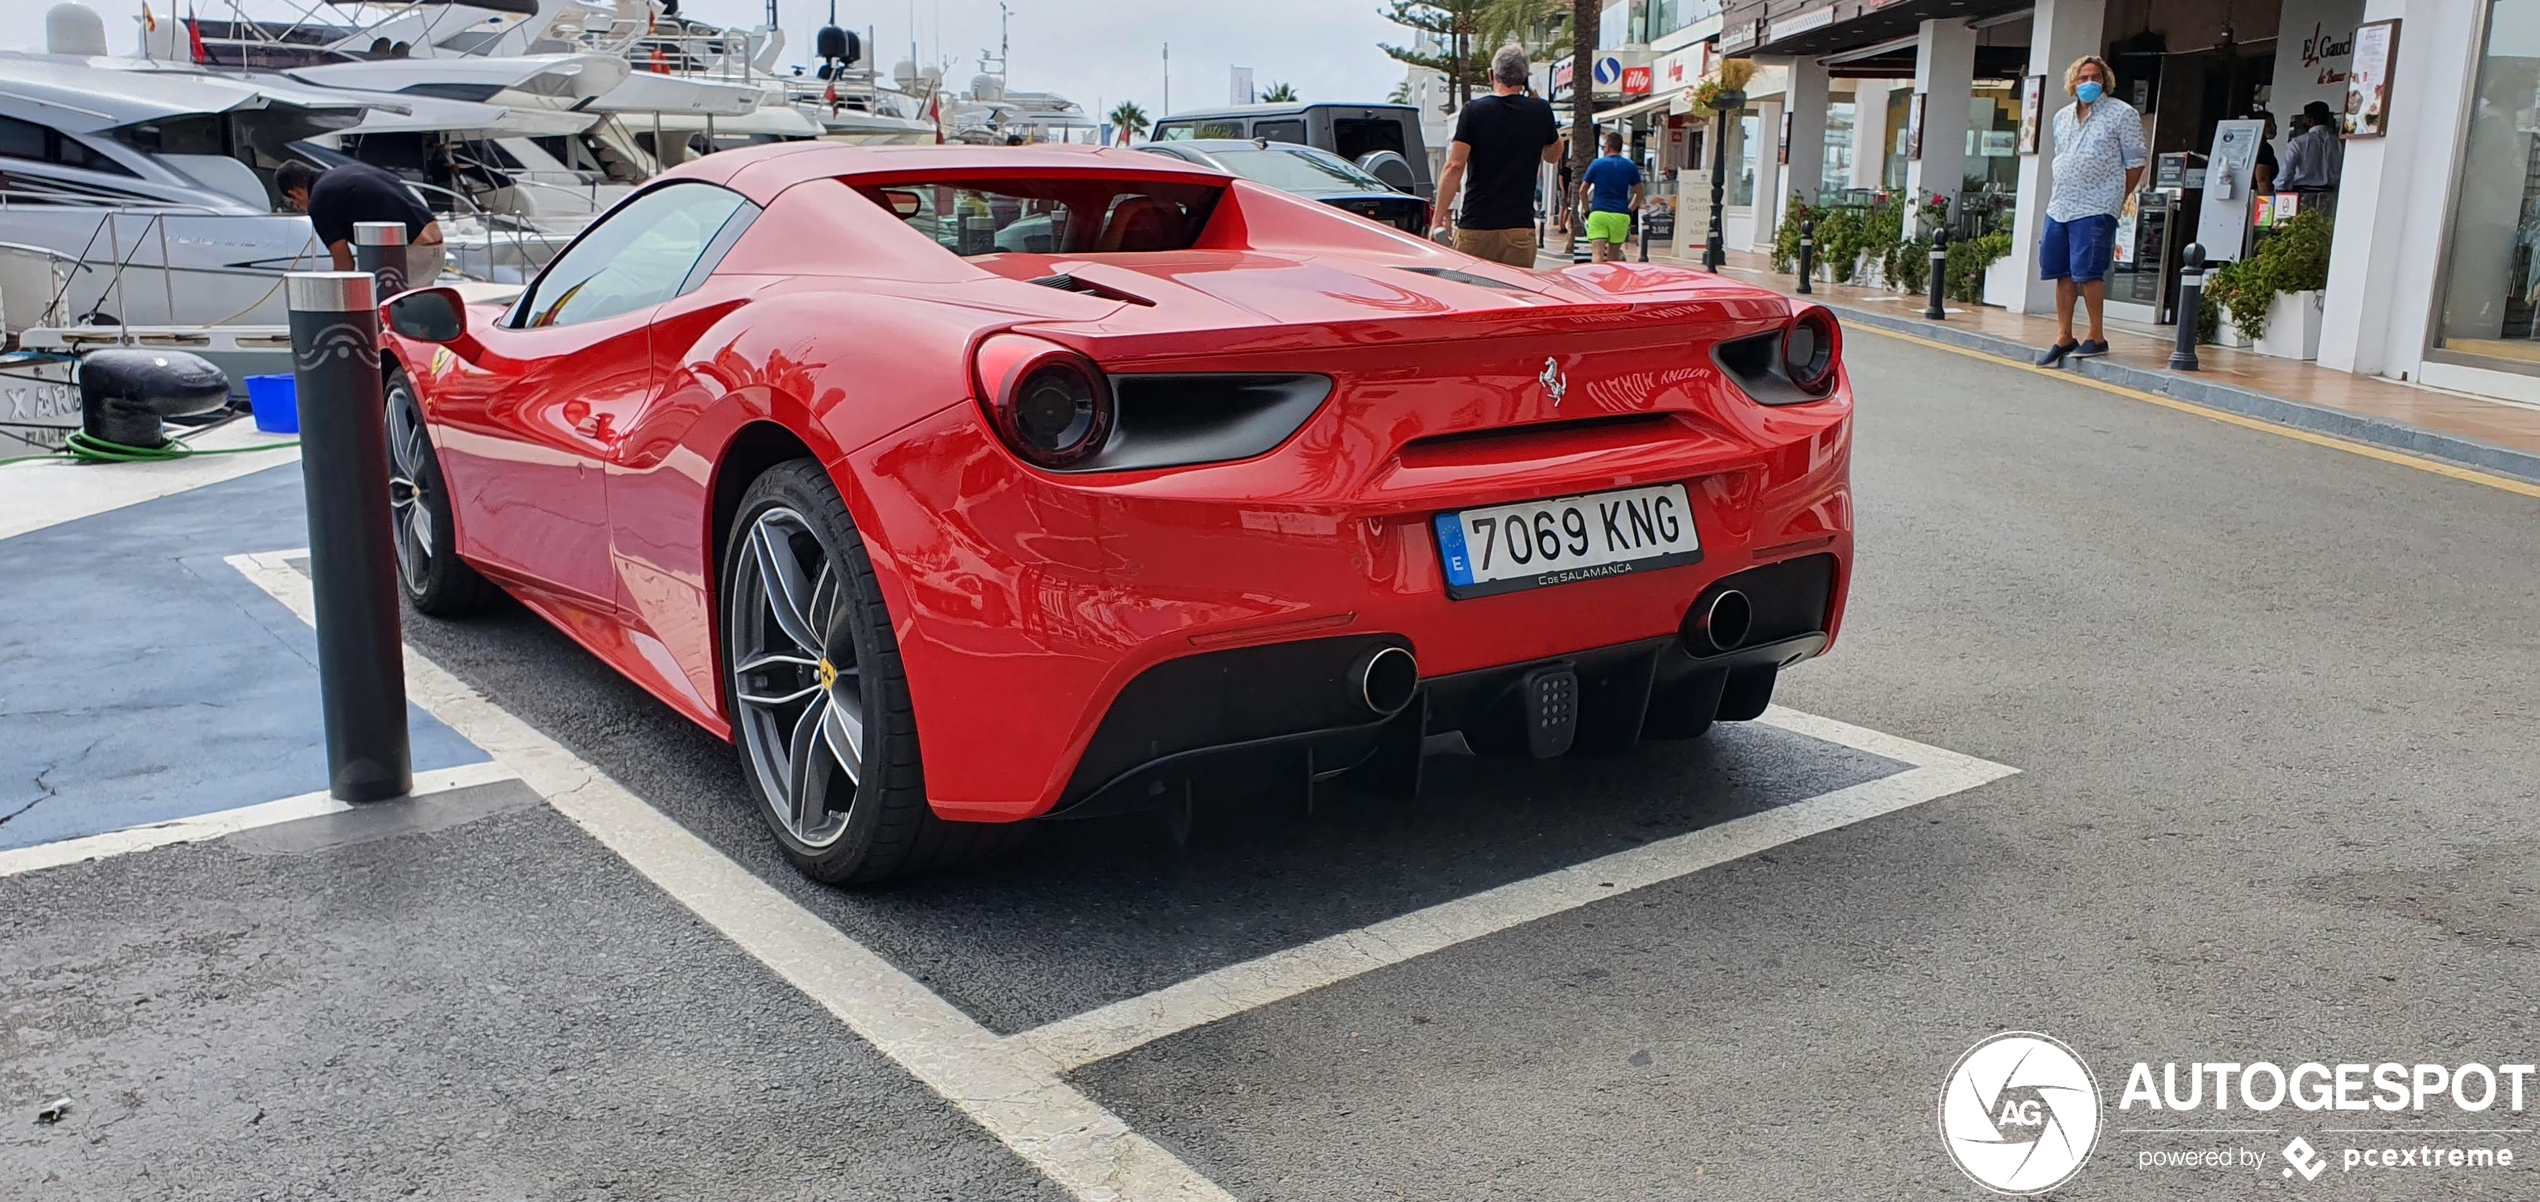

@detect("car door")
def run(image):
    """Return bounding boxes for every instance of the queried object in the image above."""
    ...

[433,182,750,609]
[603,195,760,709]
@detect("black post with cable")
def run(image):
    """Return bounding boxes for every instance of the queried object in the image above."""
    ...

[286,271,411,803]
[1705,92,1744,271]
[2169,243,2206,372]
[1924,224,1949,321]
[352,221,409,299]
[1797,218,1815,294]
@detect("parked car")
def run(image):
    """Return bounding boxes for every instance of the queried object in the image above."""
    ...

[376,143,1855,884]
[1147,102,1430,195]
[1136,138,1430,234]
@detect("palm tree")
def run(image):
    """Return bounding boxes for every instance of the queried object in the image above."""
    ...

[1108,100,1150,144]
[1261,81,1299,103]
[1478,0,1565,57]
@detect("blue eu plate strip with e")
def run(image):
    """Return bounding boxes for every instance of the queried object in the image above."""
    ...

[1433,513,1475,587]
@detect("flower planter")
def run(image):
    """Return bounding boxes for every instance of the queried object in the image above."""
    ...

[2252,289,2324,361]
[2213,308,2253,348]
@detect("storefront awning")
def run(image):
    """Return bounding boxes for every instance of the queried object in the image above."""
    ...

[1597,93,1678,124]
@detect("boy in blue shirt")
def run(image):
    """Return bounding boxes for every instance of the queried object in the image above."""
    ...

[1579,132,1643,262]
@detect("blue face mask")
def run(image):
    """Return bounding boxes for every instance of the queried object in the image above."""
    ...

[2076,80,2104,104]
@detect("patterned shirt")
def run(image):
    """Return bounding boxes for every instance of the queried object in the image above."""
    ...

[2047,97,2148,222]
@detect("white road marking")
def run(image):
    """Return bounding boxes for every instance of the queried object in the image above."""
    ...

[1009,708,2016,1071]
[0,422,299,542]
[227,547,2017,1201]
[228,550,1235,1202]
[0,760,514,879]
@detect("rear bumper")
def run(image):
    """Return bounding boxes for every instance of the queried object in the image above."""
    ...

[843,386,1852,821]
[1044,554,1836,817]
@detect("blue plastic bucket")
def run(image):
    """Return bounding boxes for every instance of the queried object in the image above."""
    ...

[245,374,298,434]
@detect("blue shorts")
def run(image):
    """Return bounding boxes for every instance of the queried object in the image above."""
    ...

[2040,214,2118,284]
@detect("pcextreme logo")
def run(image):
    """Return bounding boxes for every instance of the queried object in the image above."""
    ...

[1939,1032,2103,1194]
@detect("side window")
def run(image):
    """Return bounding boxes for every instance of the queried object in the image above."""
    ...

[517,183,749,329]
[1254,119,1306,145]
[0,114,136,177]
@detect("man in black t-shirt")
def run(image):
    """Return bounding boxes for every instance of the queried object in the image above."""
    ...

[276,159,446,287]
[1431,44,1563,268]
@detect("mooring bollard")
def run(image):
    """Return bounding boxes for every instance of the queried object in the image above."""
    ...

[286,271,411,803]
[1924,225,1950,320]
[1797,218,1816,295]
[2170,242,2207,372]
[351,221,408,299]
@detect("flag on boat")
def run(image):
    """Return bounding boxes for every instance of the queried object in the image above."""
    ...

[184,8,205,63]
[140,3,155,31]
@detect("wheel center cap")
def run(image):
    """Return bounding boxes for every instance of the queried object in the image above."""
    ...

[817,658,837,691]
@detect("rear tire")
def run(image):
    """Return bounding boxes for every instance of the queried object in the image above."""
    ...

[385,368,501,616]
[719,459,1020,884]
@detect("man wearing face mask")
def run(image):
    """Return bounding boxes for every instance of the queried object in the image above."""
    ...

[2034,55,2146,366]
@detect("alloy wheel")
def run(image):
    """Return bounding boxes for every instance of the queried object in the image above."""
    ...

[731,506,865,848]
[386,395,434,595]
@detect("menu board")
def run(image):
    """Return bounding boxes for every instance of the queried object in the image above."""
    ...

[2346,19,2400,138]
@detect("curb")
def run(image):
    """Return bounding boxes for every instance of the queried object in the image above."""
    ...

[1817,301,2540,487]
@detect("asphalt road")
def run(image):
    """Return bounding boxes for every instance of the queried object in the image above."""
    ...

[6,328,2538,1200]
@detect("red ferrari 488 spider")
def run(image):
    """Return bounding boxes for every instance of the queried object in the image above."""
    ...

[377,143,1854,884]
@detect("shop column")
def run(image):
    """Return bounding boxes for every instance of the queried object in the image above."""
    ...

[1776,55,1832,225]
[1903,17,1976,239]
[2320,0,2480,382]
[1751,98,1785,249]
[1994,0,2107,314]
[1851,80,1895,190]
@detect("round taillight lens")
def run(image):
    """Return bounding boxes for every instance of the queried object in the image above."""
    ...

[1783,306,1840,395]
[972,334,1114,469]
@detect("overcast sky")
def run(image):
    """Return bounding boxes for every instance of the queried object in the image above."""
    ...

[0,0,1415,127]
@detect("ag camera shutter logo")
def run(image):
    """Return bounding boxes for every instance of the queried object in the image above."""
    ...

[1939,1032,2103,1194]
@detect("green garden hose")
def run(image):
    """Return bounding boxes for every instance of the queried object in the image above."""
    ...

[0,428,299,467]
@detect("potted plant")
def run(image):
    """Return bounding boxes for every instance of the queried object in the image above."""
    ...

[2203,209,2333,360]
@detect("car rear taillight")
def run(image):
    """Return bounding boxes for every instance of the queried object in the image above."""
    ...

[1783,306,1840,396]
[972,333,1114,469]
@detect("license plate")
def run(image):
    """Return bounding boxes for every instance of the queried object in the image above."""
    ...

[1432,482,1701,599]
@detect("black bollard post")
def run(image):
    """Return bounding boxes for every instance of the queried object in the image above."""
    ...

[286,271,411,803]
[1637,206,1650,263]
[1797,218,1816,295]
[352,221,408,299]
[2169,242,2206,372]
[1924,224,1949,320]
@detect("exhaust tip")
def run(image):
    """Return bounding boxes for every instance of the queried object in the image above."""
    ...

[1694,589,1752,654]
[1353,645,1419,715]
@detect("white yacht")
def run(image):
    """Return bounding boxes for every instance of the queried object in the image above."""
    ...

[0,47,366,327]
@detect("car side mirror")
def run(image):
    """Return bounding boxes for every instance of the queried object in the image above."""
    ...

[880,188,924,219]
[385,286,467,343]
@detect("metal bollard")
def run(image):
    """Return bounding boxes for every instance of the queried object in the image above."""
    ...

[285,271,412,803]
[2169,242,2206,372]
[1924,225,1950,320]
[1637,209,1650,263]
[351,221,408,299]
[1797,218,1815,295]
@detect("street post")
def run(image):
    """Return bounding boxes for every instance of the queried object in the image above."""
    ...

[351,221,408,299]
[285,271,411,803]
[2170,242,2206,372]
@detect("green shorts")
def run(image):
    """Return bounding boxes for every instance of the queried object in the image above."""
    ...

[1585,209,1633,244]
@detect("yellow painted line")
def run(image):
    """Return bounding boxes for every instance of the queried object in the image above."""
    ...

[1851,322,2540,501]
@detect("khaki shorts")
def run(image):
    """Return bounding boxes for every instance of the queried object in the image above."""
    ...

[1452,227,1539,268]
[407,241,446,289]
